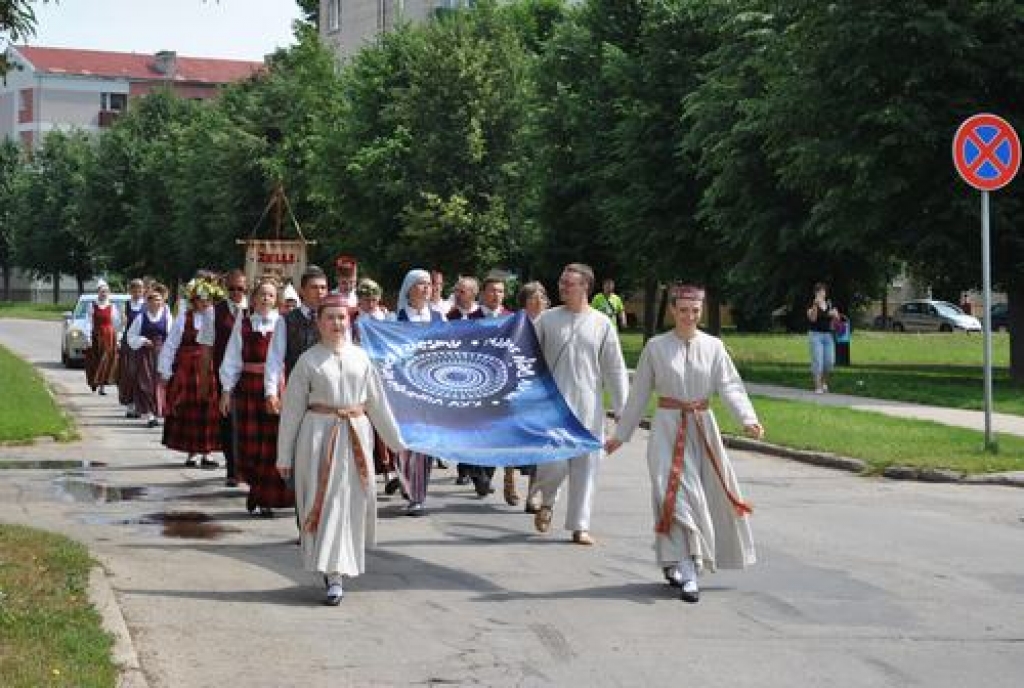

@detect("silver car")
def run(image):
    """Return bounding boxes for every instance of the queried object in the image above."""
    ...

[891,299,982,333]
[61,293,131,367]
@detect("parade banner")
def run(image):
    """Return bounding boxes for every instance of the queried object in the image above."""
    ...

[357,312,600,465]
[241,239,308,287]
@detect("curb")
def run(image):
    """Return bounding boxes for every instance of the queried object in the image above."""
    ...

[88,564,150,688]
[634,417,1024,489]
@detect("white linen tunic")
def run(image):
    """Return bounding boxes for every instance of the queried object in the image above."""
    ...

[533,306,628,531]
[615,330,758,571]
[276,343,404,577]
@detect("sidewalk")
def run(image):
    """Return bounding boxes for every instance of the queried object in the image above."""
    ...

[745,382,1024,437]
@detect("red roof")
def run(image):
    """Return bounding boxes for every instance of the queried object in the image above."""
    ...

[14,45,263,84]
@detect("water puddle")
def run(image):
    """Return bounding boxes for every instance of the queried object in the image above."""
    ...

[57,478,150,503]
[0,459,106,470]
[100,511,239,539]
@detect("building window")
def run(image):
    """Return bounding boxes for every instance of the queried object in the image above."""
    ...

[327,0,341,32]
[100,92,127,112]
[18,89,30,113]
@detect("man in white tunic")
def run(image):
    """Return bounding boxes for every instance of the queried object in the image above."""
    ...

[532,263,628,546]
[276,295,405,605]
[606,285,764,603]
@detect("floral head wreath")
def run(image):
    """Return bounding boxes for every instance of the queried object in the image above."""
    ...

[184,275,227,302]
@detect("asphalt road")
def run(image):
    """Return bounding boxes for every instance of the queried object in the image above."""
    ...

[1,318,1023,688]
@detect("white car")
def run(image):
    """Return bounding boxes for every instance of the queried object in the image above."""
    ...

[891,299,982,333]
[61,293,131,367]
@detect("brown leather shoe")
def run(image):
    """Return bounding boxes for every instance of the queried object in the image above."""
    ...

[503,468,520,506]
[572,530,595,546]
[534,506,552,533]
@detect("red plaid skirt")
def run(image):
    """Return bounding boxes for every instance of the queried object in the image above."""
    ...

[85,326,118,390]
[130,343,165,417]
[116,341,137,406]
[234,368,293,508]
[162,345,220,453]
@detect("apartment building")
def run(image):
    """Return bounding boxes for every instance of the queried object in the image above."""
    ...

[319,0,474,60]
[0,45,263,148]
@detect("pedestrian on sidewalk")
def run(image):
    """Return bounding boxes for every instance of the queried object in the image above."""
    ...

[606,284,763,603]
[531,263,629,546]
[158,275,223,468]
[203,269,248,487]
[276,294,405,606]
[807,282,840,393]
[85,280,121,396]
[591,277,627,330]
[126,283,172,428]
[219,277,293,518]
[117,278,147,418]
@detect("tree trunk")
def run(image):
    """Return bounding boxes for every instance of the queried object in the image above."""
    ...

[706,287,722,337]
[76,274,85,296]
[642,276,658,342]
[1,260,9,301]
[656,283,669,333]
[52,271,60,304]
[1008,284,1024,385]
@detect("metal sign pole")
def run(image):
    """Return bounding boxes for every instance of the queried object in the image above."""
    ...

[981,190,994,448]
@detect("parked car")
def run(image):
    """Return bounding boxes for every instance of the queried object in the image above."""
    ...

[61,293,131,367]
[891,299,982,333]
[990,303,1009,332]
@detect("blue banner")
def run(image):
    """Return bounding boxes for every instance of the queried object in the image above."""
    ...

[357,312,599,466]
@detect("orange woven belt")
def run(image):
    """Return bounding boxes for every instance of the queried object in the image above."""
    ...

[302,404,369,534]
[654,397,752,534]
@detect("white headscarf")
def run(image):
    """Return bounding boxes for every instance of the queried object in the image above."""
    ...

[96,279,110,304]
[397,268,431,314]
[282,283,299,304]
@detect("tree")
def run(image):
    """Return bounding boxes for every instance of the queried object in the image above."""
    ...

[10,130,98,300]
[0,0,42,75]
[0,139,22,299]
[315,1,537,289]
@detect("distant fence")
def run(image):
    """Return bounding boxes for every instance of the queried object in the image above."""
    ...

[2,288,82,304]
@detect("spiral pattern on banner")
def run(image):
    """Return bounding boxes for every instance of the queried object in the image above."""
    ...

[400,351,509,401]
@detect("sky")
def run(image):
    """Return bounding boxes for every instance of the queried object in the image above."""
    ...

[27,0,304,61]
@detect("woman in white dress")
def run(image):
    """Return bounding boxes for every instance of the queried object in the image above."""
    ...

[606,285,764,603]
[276,294,405,606]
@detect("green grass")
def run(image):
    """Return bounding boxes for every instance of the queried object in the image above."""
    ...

[621,330,1024,415]
[0,345,75,443]
[711,395,1024,474]
[0,301,73,321]
[0,524,117,688]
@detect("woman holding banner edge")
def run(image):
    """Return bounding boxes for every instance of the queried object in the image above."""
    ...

[605,284,763,603]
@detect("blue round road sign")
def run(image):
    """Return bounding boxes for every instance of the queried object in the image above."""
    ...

[953,113,1020,191]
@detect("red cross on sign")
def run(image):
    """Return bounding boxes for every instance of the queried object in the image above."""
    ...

[953,113,1020,191]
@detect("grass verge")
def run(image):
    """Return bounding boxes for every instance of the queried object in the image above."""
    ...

[620,330,1024,415]
[0,301,72,321]
[0,344,75,443]
[0,524,117,688]
[712,395,1024,474]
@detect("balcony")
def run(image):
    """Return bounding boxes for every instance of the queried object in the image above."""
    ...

[98,109,122,127]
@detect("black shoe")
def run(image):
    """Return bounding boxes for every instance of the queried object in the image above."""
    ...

[200,457,219,469]
[256,507,275,518]
[472,476,492,497]
[325,582,344,606]
[98,388,107,396]
[146,418,159,428]
[126,410,140,419]
[184,457,197,468]
[435,459,448,469]
[246,494,257,514]
[663,567,684,588]
[454,476,469,485]
[384,477,401,496]
[680,581,700,604]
